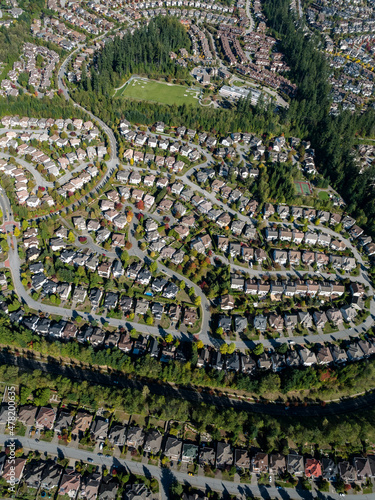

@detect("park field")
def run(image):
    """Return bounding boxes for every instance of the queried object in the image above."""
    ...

[115,77,201,106]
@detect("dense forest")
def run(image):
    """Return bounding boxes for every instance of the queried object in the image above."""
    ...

[263,0,375,231]
[0,22,31,69]
[82,16,191,95]
[0,94,88,120]
[75,87,280,137]
[257,162,298,205]
[1,361,375,455]
[77,16,281,135]
[79,5,375,234]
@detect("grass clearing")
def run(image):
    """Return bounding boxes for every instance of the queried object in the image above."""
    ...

[115,77,201,106]
[318,190,330,201]
[232,80,246,87]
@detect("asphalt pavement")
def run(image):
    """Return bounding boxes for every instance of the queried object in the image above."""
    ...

[0,35,372,352]
[1,434,375,500]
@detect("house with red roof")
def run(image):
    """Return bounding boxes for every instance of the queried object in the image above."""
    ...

[305,458,322,478]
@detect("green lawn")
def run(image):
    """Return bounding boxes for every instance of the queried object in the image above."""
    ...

[318,190,330,201]
[116,77,201,106]
[232,80,246,87]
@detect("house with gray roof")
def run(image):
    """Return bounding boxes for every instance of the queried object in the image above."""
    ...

[226,352,240,371]
[241,354,256,373]
[298,311,313,329]
[338,461,357,482]
[326,308,343,327]
[270,353,286,372]
[254,315,267,332]
[90,416,109,441]
[287,454,304,476]
[298,347,317,366]
[313,310,328,329]
[54,410,73,433]
[23,460,45,488]
[258,352,272,370]
[143,429,163,455]
[341,305,357,323]
[322,457,338,482]
[199,447,215,467]
[234,316,247,333]
[40,461,63,490]
[346,343,365,361]
[126,427,145,449]
[80,472,101,500]
[125,484,152,500]
[164,437,183,461]
[284,314,298,330]
[216,442,233,469]
[108,424,127,447]
[331,344,348,364]
[354,457,375,479]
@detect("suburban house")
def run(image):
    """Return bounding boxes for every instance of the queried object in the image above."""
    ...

[252,452,269,473]
[287,454,305,476]
[164,437,183,461]
[35,407,56,430]
[216,442,233,469]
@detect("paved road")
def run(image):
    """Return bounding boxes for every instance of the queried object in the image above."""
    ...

[0,152,54,189]
[2,143,374,350]
[1,433,375,500]
[3,171,374,350]
[7,233,188,337]
[58,50,118,165]
[126,216,211,338]
[58,161,91,185]
[0,186,11,223]
[245,0,255,34]
[0,32,369,351]
[0,151,92,189]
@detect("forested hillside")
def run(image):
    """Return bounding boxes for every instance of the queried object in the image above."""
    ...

[82,16,191,95]
[75,84,280,136]
[0,95,88,121]
[75,7,375,234]
[264,0,375,232]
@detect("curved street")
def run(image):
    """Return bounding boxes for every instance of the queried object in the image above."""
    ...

[3,12,375,500]
[0,152,54,189]
[2,433,374,500]
[0,40,372,350]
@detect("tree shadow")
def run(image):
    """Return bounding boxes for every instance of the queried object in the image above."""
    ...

[160,466,176,499]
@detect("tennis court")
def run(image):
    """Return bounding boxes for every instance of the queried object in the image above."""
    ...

[294,180,313,196]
